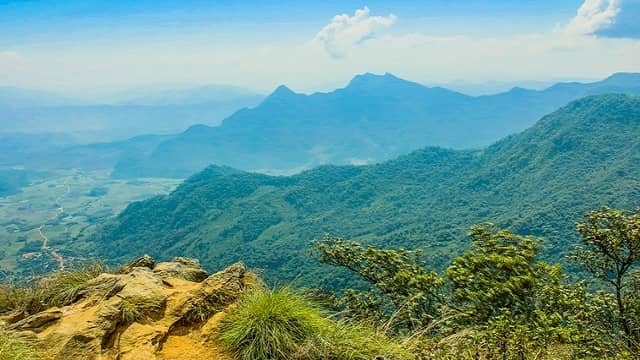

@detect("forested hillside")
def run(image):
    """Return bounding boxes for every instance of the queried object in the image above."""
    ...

[90,94,640,286]
[113,73,640,178]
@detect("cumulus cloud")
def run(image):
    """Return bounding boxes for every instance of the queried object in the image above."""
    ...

[597,0,640,38]
[313,6,396,58]
[564,0,621,36]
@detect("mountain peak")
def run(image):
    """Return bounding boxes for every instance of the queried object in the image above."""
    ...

[347,72,404,88]
[262,84,299,104]
[271,84,296,97]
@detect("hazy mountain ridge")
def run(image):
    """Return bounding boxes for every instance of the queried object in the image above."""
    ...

[112,72,640,178]
[89,94,640,286]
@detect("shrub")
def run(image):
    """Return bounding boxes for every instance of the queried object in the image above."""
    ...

[313,235,443,332]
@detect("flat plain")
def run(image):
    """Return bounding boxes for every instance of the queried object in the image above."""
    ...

[0,170,180,275]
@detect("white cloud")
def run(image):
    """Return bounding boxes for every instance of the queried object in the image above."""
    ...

[564,0,621,36]
[313,6,396,58]
[4,2,640,94]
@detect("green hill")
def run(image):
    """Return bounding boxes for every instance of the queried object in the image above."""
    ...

[89,94,640,286]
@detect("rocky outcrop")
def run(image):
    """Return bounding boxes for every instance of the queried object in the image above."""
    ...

[2,257,250,360]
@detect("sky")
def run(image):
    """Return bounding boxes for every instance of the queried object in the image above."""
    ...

[0,0,639,96]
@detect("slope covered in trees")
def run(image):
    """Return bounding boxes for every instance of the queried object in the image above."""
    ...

[113,73,640,178]
[90,94,640,286]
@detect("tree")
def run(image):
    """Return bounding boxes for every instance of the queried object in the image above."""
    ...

[573,207,640,350]
[312,234,443,332]
[445,224,547,324]
[444,224,602,358]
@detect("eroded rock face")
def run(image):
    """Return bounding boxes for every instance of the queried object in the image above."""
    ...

[4,257,245,360]
[153,257,209,282]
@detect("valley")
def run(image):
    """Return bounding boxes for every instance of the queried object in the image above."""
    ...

[0,169,180,276]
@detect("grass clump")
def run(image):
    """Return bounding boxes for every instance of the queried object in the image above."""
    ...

[45,263,108,307]
[217,288,326,360]
[182,287,238,324]
[117,296,165,324]
[302,321,414,360]
[0,263,107,315]
[0,330,40,360]
[216,287,413,360]
[118,300,141,323]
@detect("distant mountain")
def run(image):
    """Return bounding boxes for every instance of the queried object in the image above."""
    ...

[435,79,560,96]
[0,86,263,142]
[113,72,640,178]
[89,94,640,286]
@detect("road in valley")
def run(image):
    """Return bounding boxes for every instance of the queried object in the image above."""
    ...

[36,181,70,271]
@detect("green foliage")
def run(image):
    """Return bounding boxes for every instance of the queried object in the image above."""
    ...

[0,330,40,360]
[438,224,611,357]
[91,94,640,289]
[313,221,635,358]
[313,235,442,332]
[572,207,640,352]
[217,287,413,360]
[445,224,547,324]
[217,288,326,360]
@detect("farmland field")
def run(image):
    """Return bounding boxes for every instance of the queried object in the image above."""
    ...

[0,169,180,276]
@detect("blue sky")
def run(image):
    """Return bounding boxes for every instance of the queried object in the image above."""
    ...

[0,0,638,95]
[0,0,581,46]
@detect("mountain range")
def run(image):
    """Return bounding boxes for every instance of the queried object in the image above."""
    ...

[2,73,639,182]
[86,94,640,286]
[112,72,640,178]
